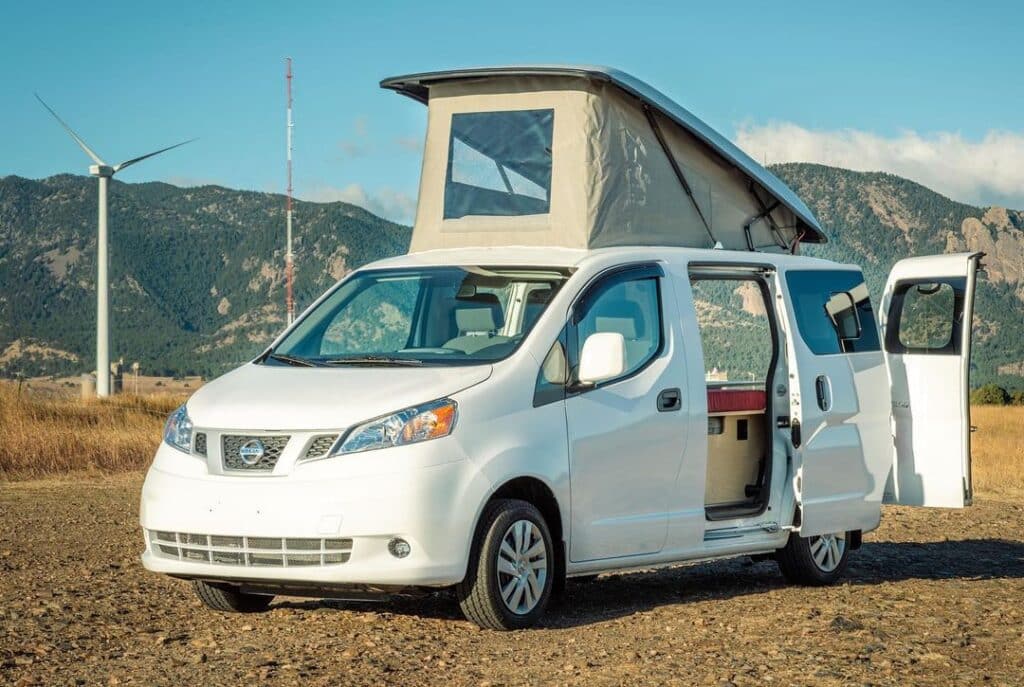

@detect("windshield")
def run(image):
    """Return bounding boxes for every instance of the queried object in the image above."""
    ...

[264,266,572,366]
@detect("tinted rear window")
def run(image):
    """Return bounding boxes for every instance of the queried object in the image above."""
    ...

[786,270,881,355]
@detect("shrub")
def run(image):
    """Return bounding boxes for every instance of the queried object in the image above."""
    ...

[970,383,1011,405]
[1012,390,1024,406]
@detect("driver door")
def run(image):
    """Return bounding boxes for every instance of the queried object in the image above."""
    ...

[563,264,688,562]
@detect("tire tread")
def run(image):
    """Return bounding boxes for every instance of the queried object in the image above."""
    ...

[192,580,273,613]
[775,532,849,586]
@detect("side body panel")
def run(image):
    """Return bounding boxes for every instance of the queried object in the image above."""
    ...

[780,269,891,538]
[662,262,713,554]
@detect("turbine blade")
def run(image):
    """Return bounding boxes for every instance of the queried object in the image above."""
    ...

[34,93,106,166]
[113,138,196,172]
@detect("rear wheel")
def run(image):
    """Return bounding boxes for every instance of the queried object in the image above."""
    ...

[192,580,274,613]
[775,531,850,585]
[457,499,554,630]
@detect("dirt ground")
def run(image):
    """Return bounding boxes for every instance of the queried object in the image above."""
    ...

[1,477,1022,687]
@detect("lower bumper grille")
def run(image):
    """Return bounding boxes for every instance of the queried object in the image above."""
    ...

[149,531,352,567]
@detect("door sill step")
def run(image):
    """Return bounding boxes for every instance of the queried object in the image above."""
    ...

[704,522,779,541]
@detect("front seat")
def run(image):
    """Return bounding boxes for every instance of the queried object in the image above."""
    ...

[444,294,510,355]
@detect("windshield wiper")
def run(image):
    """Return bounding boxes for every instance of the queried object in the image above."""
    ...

[323,355,424,366]
[265,352,321,367]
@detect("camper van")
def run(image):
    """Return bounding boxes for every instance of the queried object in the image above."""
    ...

[140,66,982,630]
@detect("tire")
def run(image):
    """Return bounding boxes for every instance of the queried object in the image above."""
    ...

[192,580,274,613]
[457,499,555,630]
[775,530,850,585]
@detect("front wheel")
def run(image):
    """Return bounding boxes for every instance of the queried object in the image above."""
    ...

[457,499,554,630]
[192,580,274,613]
[775,531,850,585]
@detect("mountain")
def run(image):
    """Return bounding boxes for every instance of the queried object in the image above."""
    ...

[0,175,410,378]
[1,165,1022,388]
[772,164,1024,390]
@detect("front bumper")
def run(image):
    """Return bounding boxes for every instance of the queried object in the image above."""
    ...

[140,442,485,588]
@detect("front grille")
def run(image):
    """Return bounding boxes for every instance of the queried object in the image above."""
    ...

[222,435,289,472]
[303,434,339,460]
[193,432,207,456]
[149,530,353,567]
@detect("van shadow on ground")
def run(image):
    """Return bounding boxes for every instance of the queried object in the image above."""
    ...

[278,538,1024,628]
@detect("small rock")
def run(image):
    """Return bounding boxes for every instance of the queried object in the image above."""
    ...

[830,616,864,632]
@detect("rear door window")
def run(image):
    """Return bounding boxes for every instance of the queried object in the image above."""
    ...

[885,279,967,354]
[785,270,881,355]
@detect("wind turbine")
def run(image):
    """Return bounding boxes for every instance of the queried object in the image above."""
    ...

[35,95,194,397]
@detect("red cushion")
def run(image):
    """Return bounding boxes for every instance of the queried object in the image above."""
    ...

[707,389,766,414]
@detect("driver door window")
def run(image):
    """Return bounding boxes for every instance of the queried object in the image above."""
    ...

[574,276,662,384]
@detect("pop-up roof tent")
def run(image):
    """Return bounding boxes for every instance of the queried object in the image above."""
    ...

[381,66,826,253]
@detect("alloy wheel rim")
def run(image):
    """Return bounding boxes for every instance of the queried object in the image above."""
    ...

[496,519,548,615]
[809,531,847,572]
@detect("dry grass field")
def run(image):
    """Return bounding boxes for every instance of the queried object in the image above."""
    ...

[0,384,183,480]
[970,405,1024,495]
[1,381,1020,492]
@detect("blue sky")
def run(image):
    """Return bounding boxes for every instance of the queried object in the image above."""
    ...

[5,1,1024,221]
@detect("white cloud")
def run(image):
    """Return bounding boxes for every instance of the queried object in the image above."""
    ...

[335,116,373,159]
[395,136,423,153]
[353,116,369,138]
[337,140,369,158]
[735,122,1024,208]
[302,183,416,224]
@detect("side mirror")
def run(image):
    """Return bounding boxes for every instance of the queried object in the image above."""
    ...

[577,332,626,385]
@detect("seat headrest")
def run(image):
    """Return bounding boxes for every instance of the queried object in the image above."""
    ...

[454,293,504,332]
[593,299,644,339]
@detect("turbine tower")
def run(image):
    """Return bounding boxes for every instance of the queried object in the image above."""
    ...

[36,95,194,398]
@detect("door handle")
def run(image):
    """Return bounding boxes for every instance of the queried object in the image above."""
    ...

[657,388,682,412]
[815,375,831,411]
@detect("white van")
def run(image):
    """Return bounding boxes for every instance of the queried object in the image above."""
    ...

[140,67,983,630]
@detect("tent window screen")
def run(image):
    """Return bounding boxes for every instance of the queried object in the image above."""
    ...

[445,109,554,219]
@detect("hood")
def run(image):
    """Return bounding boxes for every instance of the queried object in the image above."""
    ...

[186,362,493,430]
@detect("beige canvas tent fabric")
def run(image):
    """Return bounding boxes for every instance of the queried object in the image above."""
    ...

[407,74,805,253]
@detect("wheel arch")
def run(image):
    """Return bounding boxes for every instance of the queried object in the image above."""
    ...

[463,475,567,583]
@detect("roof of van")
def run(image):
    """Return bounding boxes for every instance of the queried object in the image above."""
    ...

[365,245,852,274]
[381,65,827,245]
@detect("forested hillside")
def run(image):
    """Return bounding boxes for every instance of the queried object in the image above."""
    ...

[773,164,1024,390]
[0,175,409,378]
[1,166,1022,388]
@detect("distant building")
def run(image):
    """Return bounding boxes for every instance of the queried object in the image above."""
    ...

[706,367,728,382]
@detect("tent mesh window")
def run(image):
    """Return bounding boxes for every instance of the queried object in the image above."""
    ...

[444,109,553,219]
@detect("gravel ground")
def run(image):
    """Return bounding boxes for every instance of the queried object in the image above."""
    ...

[1,475,1022,686]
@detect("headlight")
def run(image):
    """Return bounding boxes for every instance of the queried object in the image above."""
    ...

[334,398,457,455]
[163,404,193,454]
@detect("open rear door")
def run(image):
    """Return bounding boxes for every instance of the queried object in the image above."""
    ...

[880,252,983,507]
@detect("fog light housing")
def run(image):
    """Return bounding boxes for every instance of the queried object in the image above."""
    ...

[388,538,411,559]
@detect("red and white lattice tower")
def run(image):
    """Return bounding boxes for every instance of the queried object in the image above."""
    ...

[285,57,296,324]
